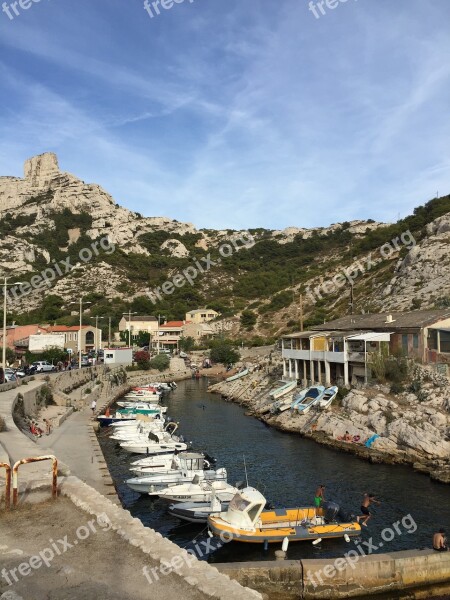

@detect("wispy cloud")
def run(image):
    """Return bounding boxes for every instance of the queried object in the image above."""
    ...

[0,0,449,229]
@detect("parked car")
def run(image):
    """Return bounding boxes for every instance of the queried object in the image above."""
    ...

[179,351,188,359]
[80,358,91,367]
[31,361,56,373]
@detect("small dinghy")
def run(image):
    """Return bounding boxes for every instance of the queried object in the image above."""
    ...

[208,487,360,544]
[317,386,338,410]
[291,386,325,414]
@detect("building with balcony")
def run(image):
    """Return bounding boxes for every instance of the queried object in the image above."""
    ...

[118,315,159,338]
[185,308,219,324]
[282,309,450,386]
[153,321,184,351]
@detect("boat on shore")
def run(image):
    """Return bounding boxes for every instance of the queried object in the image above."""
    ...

[225,368,249,383]
[317,386,338,410]
[208,487,360,544]
[270,380,297,400]
[291,386,325,414]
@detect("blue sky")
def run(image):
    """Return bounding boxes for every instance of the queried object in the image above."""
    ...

[1,0,449,230]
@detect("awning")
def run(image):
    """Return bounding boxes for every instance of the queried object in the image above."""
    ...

[347,332,392,342]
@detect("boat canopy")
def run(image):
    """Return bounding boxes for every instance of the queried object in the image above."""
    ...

[224,487,266,529]
[347,332,392,342]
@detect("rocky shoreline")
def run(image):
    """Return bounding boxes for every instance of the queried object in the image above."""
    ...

[207,361,450,485]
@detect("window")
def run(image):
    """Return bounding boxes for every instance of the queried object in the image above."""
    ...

[428,330,438,350]
[441,331,450,353]
[106,353,113,359]
[402,334,408,353]
[413,334,419,349]
[73,333,77,342]
[68,333,72,341]
[201,313,206,318]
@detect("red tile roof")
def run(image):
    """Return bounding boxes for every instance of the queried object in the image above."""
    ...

[160,321,184,328]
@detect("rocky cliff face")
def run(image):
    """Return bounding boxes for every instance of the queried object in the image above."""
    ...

[0,153,449,325]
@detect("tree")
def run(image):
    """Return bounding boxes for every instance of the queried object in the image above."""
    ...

[134,350,150,370]
[135,331,150,347]
[150,354,170,372]
[179,336,195,352]
[210,341,240,365]
[240,310,257,330]
[6,347,15,365]
[42,346,69,365]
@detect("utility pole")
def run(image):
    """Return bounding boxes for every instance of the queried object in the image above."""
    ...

[349,284,354,315]
[299,293,304,332]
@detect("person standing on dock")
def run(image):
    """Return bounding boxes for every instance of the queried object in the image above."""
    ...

[91,399,97,415]
[357,493,381,527]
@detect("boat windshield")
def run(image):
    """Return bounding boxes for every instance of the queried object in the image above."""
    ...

[229,494,251,512]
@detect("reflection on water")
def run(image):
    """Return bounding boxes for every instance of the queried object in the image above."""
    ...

[98,378,450,564]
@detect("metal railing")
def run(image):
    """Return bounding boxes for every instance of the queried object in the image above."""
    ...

[12,455,58,508]
[0,462,11,510]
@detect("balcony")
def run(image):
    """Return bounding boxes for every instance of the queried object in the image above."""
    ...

[282,349,310,360]
[348,351,366,363]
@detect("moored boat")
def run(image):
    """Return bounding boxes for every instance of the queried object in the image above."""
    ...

[208,487,360,544]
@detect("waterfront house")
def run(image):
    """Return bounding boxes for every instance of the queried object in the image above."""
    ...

[282,309,450,386]
[185,308,219,324]
[182,321,216,342]
[154,321,184,352]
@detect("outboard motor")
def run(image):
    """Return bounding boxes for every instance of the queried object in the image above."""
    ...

[337,507,355,522]
[322,501,340,523]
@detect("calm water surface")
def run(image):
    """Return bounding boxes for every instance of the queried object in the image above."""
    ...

[98,378,450,564]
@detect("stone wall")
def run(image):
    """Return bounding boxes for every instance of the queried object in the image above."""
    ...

[217,550,450,599]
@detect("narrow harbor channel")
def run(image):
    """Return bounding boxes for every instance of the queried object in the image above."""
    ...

[98,378,450,564]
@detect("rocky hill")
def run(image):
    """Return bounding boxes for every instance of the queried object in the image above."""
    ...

[0,153,449,337]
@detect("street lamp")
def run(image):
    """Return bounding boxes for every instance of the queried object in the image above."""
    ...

[70,298,91,369]
[89,316,105,350]
[122,311,138,347]
[157,314,166,354]
[2,278,25,372]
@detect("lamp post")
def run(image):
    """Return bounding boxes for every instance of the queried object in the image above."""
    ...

[122,311,137,348]
[70,298,91,369]
[157,314,166,354]
[90,316,105,350]
[2,278,25,372]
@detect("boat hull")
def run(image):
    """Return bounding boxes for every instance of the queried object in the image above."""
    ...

[208,507,361,543]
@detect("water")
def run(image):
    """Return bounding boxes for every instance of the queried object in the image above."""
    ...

[98,378,450,564]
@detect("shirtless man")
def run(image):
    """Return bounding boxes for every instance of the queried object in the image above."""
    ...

[357,493,381,526]
[433,529,448,551]
[314,485,325,508]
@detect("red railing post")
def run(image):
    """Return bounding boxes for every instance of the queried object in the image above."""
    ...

[0,462,11,510]
[12,455,58,508]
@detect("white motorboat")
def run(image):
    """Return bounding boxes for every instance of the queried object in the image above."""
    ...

[130,454,177,472]
[157,478,239,503]
[317,386,338,410]
[116,401,165,410]
[120,430,188,455]
[168,493,230,524]
[109,421,169,442]
[126,453,227,495]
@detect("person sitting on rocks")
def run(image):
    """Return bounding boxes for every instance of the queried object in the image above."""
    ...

[344,431,352,442]
[433,529,448,551]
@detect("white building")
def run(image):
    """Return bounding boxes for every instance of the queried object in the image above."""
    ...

[104,348,133,365]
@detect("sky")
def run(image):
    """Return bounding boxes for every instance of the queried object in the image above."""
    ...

[0,0,450,230]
